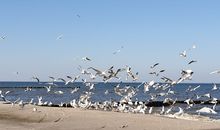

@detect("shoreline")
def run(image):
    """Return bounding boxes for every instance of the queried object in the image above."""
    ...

[0,103,220,130]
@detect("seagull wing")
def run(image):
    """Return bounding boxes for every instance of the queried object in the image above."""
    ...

[88,67,102,74]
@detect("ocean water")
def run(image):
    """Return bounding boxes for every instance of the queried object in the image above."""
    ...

[0,82,219,119]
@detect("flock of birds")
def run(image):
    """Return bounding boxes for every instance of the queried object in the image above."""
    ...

[1,44,220,119]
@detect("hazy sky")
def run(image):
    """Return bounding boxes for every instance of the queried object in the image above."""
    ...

[0,1,220,82]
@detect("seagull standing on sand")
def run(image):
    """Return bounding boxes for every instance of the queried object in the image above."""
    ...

[18,100,25,109]
[148,107,153,114]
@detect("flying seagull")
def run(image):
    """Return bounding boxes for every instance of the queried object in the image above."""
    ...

[32,76,40,83]
[188,60,197,65]
[192,45,196,49]
[0,36,6,40]
[150,63,159,69]
[210,70,220,74]
[82,57,91,61]
[56,34,63,40]
[180,50,187,58]
[113,46,124,55]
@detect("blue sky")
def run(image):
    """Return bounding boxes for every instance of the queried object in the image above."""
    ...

[0,1,220,82]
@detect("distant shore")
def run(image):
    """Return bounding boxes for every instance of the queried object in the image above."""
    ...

[0,103,220,130]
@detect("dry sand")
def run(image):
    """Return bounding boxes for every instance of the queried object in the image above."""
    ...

[0,103,220,130]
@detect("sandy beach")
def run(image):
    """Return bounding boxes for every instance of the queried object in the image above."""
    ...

[0,103,219,130]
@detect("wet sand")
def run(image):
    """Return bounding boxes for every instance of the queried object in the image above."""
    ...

[0,103,220,130]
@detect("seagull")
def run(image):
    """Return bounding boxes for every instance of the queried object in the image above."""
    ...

[149,72,157,75]
[10,98,21,106]
[144,81,155,92]
[82,57,91,61]
[202,93,211,99]
[160,106,165,115]
[71,87,80,94]
[33,107,38,112]
[196,107,217,114]
[89,73,96,80]
[148,107,153,114]
[113,49,121,55]
[159,69,165,73]
[177,69,194,84]
[56,34,63,40]
[54,90,64,95]
[37,96,43,106]
[125,66,138,81]
[57,78,67,84]
[88,67,107,77]
[49,76,56,82]
[186,85,200,92]
[76,14,80,18]
[78,66,91,75]
[161,76,175,85]
[0,36,6,40]
[180,50,187,58]
[212,83,218,91]
[65,76,78,85]
[85,82,95,90]
[150,63,159,69]
[113,46,124,55]
[24,87,32,92]
[18,100,25,109]
[210,70,220,74]
[184,98,194,108]
[103,68,124,82]
[188,60,197,65]
[32,76,40,83]
[44,86,51,93]
[0,90,12,103]
[149,70,165,77]
[174,107,184,116]
[210,97,218,104]
[192,45,196,49]
[104,90,109,95]
[165,106,173,114]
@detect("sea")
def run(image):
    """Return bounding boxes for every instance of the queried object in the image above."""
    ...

[0,82,219,120]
